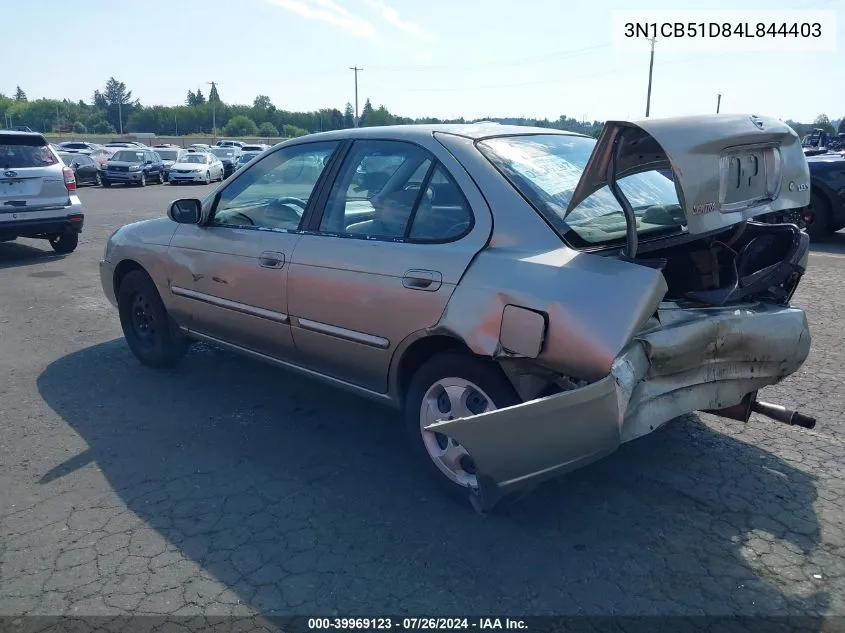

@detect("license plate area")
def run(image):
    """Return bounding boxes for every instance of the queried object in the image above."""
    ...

[718,145,781,212]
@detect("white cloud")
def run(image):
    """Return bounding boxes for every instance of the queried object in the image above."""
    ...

[264,0,378,40]
[366,0,435,43]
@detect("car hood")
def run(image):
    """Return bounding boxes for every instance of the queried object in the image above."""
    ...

[172,161,208,169]
[109,217,178,251]
[106,161,143,168]
[565,114,811,236]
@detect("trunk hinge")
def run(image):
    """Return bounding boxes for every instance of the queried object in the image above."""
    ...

[608,131,639,261]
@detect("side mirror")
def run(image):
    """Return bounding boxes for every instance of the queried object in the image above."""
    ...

[145,160,153,165]
[71,162,80,168]
[168,199,202,224]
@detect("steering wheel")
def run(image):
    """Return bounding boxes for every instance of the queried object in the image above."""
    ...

[275,196,307,211]
[230,211,255,226]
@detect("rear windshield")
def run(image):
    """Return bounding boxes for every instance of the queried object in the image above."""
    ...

[156,150,180,160]
[211,148,235,157]
[111,150,146,162]
[477,134,684,245]
[0,137,57,169]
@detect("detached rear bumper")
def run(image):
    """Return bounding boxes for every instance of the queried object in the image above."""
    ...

[426,302,811,509]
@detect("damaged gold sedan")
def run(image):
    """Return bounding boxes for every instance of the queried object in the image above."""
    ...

[100,114,814,512]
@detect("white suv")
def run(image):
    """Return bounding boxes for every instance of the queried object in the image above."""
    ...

[0,131,84,253]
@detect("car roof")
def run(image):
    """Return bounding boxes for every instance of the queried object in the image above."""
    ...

[286,123,587,144]
[0,130,46,139]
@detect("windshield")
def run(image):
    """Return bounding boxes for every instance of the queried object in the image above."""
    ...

[181,154,207,164]
[111,150,145,162]
[156,150,180,161]
[0,138,57,168]
[58,153,76,164]
[211,148,234,157]
[478,134,683,245]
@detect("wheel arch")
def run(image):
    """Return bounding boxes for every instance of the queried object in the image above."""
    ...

[390,332,473,407]
[113,259,147,299]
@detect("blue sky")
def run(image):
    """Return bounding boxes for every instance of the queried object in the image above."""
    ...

[6,0,843,122]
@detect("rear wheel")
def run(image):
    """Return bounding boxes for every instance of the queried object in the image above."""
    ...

[204,171,211,184]
[102,178,111,188]
[117,270,189,368]
[95,172,103,186]
[138,173,147,187]
[404,352,520,502]
[157,171,165,184]
[802,189,832,239]
[49,232,79,254]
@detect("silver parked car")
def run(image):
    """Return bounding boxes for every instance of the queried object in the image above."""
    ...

[100,116,813,511]
[167,152,225,185]
[0,131,84,252]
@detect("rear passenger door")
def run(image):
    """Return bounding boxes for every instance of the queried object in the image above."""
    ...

[287,139,492,393]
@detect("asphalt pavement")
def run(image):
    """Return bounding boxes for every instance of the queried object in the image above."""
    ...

[1,182,845,620]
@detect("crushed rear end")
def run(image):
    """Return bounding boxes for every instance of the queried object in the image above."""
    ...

[428,114,814,512]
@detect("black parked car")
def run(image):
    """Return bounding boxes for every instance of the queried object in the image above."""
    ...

[208,146,241,177]
[761,153,845,238]
[58,151,102,186]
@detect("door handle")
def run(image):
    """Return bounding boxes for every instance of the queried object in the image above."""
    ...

[403,269,442,291]
[259,251,285,269]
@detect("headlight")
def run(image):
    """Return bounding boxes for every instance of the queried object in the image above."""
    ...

[129,165,141,171]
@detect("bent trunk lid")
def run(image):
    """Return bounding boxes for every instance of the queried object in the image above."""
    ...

[565,114,811,236]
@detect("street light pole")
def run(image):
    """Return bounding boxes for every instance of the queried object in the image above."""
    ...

[349,66,363,127]
[716,93,722,114]
[645,37,656,117]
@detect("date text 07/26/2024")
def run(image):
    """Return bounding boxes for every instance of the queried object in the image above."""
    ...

[306,618,528,631]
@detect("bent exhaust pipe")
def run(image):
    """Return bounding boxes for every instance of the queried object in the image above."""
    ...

[706,392,816,429]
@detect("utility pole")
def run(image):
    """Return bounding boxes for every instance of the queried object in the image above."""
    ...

[349,66,363,127]
[207,81,218,141]
[716,93,722,114]
[645,37,656,118]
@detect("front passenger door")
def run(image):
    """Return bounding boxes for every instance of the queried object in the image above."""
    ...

[166,141,340,360]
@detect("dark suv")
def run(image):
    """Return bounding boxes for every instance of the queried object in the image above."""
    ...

[101,149,165,187]
[0,131,84,253]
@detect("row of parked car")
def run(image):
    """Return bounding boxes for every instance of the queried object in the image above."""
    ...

[53,139,270,188]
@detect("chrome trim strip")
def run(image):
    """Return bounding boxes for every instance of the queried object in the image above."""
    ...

[297,317,390,349]
[180,328,394,404]
[171,285,289,324]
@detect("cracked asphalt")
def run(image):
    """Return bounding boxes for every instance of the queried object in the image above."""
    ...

[1,183,845,620]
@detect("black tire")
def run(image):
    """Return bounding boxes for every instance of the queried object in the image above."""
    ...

[49,232,79,253]
[803,189,832,239]
[95,172,103,186]
[102,179,111,188]
[403,351,520,502]
[138,173,147,187]
[157,171,165,184]
[117,270,189,369]
[204,171,211,184]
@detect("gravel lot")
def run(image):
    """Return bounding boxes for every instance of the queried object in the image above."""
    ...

[1,182,845,619]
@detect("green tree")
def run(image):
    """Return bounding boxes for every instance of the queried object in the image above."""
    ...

[186,90,196,106]
[224,115,258,136]
[253,95,272,110]
[91,120,116,134]
[194,88,206,105]
[813,114,835,135]
[208,82,221,103]
[838,118,845,135]
[100,77,137,134]
[72,121,87,134]
[343,103,355,128]
[358,98,374,126]
[258,121,279,136]
[14,86,27,102]
[282,124,308,138]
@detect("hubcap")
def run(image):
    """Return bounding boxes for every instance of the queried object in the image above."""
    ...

[130,293,156,349]
[419,378,495,488]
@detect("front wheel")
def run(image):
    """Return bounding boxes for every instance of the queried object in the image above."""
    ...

[138,173,147,187]
[102,178,111,188]
[158,171,165,184]
[49,232,79,253]
[117,270,189,368]
[204,171,211,184]
[404,352,520,502]
[95,172,103,186]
